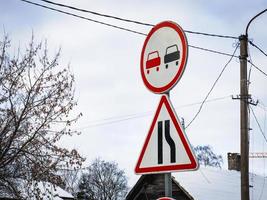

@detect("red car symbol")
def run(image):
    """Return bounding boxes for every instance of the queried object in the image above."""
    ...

[146,51,161,74]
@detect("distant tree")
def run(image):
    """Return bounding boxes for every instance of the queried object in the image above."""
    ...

[194,145,223,168]
[60,167,81,196]
[0,35,84,199]
[76,158,128,200]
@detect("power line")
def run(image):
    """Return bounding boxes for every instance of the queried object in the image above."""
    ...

[20,0,147,36]
[189,44,239,58]
[248,60,267,78]
[20,0,240,58]
[75,95,231,130]
[184,30,238,39]
[177,95,231,108]
[258,100,267,111]
[39,0,154,27]
[249,41,267,57]
[185,45,239,129]
[246,8,267,36]
[248,43,253,90]
[77,114,150,130]
[250,106,267,144]
[20,0,243,130]
[25,0,238,39]
[258,108,266,200]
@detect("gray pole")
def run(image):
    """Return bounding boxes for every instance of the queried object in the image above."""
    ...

[241,8,267,200]
[239,35,249,200]
[164,92,172,197]
[164,173,172,197]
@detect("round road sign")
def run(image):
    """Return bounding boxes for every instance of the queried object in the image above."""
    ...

[140,21,188,94]
[157,197,176,200]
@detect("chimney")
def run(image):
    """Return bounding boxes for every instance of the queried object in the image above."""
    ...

[227,153,241,171]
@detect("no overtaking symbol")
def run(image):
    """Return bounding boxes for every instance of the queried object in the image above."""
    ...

[140,21,188,94]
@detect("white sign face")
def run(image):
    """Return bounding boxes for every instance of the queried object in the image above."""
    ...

[135,95,198,174]
[140,21,188,94]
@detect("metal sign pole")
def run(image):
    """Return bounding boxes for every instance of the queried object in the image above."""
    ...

[164,92,172,197]
[137,21,197,198]
[164,173,172,197]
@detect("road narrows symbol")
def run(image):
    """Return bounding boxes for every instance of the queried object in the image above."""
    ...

[158,120,176,164]
[158,121,163,164]
[164,120,176,163]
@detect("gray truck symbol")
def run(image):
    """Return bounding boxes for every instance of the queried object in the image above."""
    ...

[164,44,180,69]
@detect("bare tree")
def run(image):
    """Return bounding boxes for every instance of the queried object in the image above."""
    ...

[77,158,128,200]
[0,35,84,199]
[60,167,81,196]
[194,145,223,168]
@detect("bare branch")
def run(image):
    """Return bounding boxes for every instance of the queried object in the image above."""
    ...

[0,34,83,199]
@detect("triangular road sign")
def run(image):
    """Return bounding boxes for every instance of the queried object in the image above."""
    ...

[135,95,198,174]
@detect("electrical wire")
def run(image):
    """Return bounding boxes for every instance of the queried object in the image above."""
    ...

[257,102,267,112]
[76,114,150,130]
[249,103,254,200]
[185,45,239,129]
[248,60,267,78]
[258,107,266,200]
[177,95,231,109]
[19,0,253,131]
[249,41,267,57]
[20,0,147,36]
[184,30,238,39]
[199,168,211,183]
[250,104,267,200]
[75,95,231,130]
[248,44,253,89]
[189,44,239,58]
[39,0,154,27]
[250,106,267,144]
[247,43,258,109]
[38,0,238,39]
[19,0,239,58]
[246,8,267,36]
[247,52,254,199]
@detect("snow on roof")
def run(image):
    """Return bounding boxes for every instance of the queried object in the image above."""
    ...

[0,180,73,200]
[35,182,74,199]
[173,166,267,200]
[53,185,74,198]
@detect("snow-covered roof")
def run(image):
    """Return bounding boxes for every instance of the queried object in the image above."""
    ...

[0,180,74,200]
[53,185,74,199]
[35,182,74,199]
[173,166,267,200]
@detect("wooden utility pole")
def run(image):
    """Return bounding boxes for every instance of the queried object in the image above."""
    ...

[239,8,267,200]
[239,34,249,200]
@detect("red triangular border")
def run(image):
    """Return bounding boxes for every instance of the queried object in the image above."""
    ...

[135,95,198,174]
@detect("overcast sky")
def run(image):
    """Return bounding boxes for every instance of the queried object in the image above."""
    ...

[1,0,267,186]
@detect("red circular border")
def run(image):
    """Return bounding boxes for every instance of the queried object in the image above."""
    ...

[140,21,188,94]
